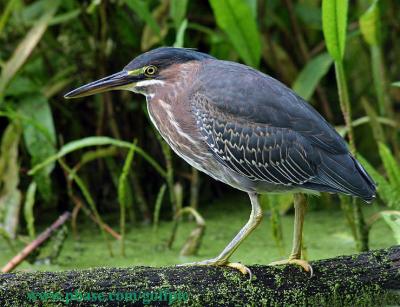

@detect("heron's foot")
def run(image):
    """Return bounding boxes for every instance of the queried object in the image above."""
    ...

[178,258,252,278]
[269,258,313,276]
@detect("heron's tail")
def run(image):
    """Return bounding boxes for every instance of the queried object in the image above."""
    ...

[309,152,376,203]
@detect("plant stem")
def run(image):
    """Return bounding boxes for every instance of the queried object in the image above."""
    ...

[334,61,355,153]
[190,168,199,210]
[353,198,368,251]
[334,60,368,252]
[371,45,391,117]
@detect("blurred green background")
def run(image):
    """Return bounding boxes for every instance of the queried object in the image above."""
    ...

[0,0,399,272]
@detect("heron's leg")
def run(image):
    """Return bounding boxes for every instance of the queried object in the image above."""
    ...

[178,192,263,276]
[289,193,306,259]
[270,193,312,274]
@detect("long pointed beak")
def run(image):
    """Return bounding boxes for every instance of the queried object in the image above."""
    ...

[64,71,136,99]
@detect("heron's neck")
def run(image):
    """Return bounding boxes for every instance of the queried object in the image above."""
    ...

[130,79,166,98]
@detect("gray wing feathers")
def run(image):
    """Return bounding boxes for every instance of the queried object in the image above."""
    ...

[196,60,348,155]
[191,93,318,186]
[189,60,375,201]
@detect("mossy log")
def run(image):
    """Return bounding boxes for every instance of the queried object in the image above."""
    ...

[1,246,400,306]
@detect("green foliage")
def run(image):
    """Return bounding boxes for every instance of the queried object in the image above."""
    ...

[0,0,399,267]
[153,184,167,232]
[209,0,261,67]
[19,95,56,201]
[322,0,348,61]
[357,155,400,209]
[292,52,333,100]
[0,0,60,96]
[380,212,400,244]
[28,136,166,178]
[0,122,22,238]
[170,0,189,30]
[378,143,400,195]
[359,0,390,117]
[359,0,381,46]
[118,139,137,256]
[361,98,386,144]
[23,182,37,239]
[125,0,161,36]
[173,19,188,48]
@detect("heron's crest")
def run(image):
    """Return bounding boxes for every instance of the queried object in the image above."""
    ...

[124,47,214,72]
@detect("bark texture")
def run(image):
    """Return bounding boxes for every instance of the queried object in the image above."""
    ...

[0,246,399,306]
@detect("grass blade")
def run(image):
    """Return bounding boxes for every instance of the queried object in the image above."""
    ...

[322,0,348,61]
[118,139,137,257]
[292,52,333,100]
[209,0,261,67]
[23,182,37,239]
[28,136,166,178]
[359,0,380,46]
[153,184,167,232]
[378,143,400,191]
[0,0,60,96]
[170,0,189,29]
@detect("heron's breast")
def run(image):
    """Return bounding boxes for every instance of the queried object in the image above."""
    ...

[146,96,215,173]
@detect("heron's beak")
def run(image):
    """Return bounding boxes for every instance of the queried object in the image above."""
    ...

[64,71,138,99]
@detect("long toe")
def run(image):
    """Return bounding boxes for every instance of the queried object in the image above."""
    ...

[177,258,252,278]
[269,259,313,277]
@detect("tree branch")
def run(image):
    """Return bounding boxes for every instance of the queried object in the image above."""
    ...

[1,246,399,305]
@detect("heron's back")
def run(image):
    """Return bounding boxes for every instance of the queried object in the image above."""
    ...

[189,60,376,202]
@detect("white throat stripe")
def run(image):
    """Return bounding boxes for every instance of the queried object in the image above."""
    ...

[135,80,165,87]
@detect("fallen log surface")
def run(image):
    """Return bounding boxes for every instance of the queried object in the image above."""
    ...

[1,246,399,306]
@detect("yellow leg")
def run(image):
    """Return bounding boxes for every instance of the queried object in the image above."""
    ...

[270,193,313,275]
[178,192,263,278]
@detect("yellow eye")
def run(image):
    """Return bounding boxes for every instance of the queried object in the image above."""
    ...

[144,65,157,76]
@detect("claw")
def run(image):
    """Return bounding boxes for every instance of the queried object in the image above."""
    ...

[178,258,252,279]
[269,258,313,277]
[226,262,253,279]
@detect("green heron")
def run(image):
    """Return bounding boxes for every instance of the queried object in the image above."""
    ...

[65,47,376,276]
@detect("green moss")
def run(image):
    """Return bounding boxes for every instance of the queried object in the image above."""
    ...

[0,197,398,306]
[0,196,395,273]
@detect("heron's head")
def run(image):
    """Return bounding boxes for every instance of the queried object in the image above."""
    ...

[64,47,214,99]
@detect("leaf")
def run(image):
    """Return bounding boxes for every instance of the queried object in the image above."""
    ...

[361,98,386,144]
[0,226,15,252]
[378,143,400,191]
[125,0,161,35]
[0,0,60,96]
[59,160,113,255]
[173,19,188,48]
[0,122,22,238]
[49,9,81,26]
[19,94,56,202]
[261,37,298,84]
[294,2,322,30]
[245,0,257,18]
[139,0,169,51]
[357,154,400,208]
[292,52,333,100]
[118,139,137,256]
[391,81,400,87]
[209,0,261,67]
[23,182,37,239]
[153,184,167,232]
[170,0,189,29]
[322,0,348,61]
[380,211,400,244]
[28,136,166,178]
[359,0,381,46]
[0,0,19,35]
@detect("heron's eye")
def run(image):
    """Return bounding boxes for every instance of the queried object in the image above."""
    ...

[144,65,157,77]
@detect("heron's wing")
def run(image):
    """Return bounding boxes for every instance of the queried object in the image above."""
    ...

[194,60,348,155]
[190,92,319,185]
